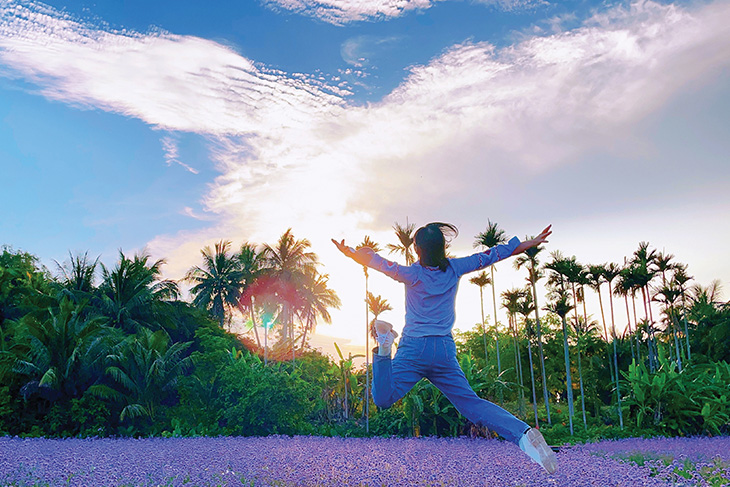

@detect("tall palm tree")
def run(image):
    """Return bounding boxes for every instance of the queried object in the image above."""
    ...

[237,242,266,348]
[514,244,551,424]
[387,221,416,265]
[602,262,624,429]
[516,290,539,427]
[502,288,525,416]
[185,241,242,331]
[357,235,381,434]
[544,288,575,436]
[263,229,319,361]
[654,251,682,366]
[569,314,599,430]
[297,269,341,348]
[469,271,492,363]
[632,242,658,370]
[615,263,638,363]
[586,264,614,378]
[655,283,683,371]
[654,251,675,288]
[672,265,693,363]
[474,220,508,402]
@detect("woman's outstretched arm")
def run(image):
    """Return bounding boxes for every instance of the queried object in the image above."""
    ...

[331,239,374,266]
[332,238,417,285]
[511,225,552,256]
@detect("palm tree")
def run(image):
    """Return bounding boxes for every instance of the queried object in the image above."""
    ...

[602,262,624,429]
[357,235,381,434]
[237,242,266,349]
[514,244,551,424]
[516,290,539,427]
[672,265,693,363]
[474,220,508,401]
[91,328,193,425]
[185,241,242,331]
[100,250,179,334]
[502,288,525,416]
[263,229,319,361]
[366,292,393,323]
[569,314,599,430]
[469,271,492,363]
[53,251,99,297]
[13,296,110,402]
[544,288,575,436]
[632,242,658,370]
[655,283,683,371]
[654,251,683,366]
[297,269,341,348]
[387,221,416,265]
[615,263,638,363]
[586,264,614,378]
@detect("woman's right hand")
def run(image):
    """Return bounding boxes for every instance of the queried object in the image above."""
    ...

[331,239,355,257]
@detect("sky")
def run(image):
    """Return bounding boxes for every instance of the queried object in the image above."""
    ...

[1,0,730,361]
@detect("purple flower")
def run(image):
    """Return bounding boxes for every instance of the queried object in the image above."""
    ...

[1,435,727,486]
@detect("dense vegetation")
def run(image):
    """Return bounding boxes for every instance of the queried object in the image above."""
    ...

[1,224,728,443]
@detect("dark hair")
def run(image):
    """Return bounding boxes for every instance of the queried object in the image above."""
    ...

[414,222,458,271]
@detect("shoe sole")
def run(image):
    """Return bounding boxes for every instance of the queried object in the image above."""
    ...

[527,428,557,474]
[374,320,398,338]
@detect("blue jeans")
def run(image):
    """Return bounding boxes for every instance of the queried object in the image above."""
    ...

[372,335,529,444]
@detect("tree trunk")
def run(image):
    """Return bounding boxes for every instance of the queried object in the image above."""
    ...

[607,281,623,429]
[530,278,551,424]
[490,266,502,406]
[249,300,262,349]
[561,315,574,436]
[480,286,488,363]
[526,332,539,427]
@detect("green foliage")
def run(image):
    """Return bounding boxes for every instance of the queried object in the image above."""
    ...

[0,385,12,434]
[217,354,318,436]
[622,352,730,436]
[2,240,729,442]
[370,406,409,437]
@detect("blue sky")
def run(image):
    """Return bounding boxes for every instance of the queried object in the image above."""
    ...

[1,0,730,356]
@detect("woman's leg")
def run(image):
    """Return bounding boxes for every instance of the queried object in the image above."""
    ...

[372,336,426,409]
[427,336,529,444]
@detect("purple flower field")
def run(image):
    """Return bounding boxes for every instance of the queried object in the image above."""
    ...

[1,436,728,487]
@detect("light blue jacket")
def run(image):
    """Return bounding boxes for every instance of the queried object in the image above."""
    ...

[363,236,520,337]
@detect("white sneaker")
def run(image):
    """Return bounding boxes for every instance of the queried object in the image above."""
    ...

[519,428,557,474]
[373,320,398,356]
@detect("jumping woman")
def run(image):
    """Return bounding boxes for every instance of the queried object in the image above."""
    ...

[332,222,557,474]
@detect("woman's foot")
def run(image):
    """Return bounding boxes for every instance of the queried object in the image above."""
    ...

[519,428,557,474]
[373,320,398,356]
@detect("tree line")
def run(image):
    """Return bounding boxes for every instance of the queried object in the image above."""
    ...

[0,222,728,441]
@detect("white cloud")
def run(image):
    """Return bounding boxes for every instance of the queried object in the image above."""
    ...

[263,0,545,24]
[2,0,729,347]
[264,0,437,24]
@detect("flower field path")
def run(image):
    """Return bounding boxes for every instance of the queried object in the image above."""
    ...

[1,436,728,486]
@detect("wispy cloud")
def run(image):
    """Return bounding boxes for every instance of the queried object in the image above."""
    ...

[263,0,546,24]
[161,135,199,174]
[341,35,403,67]
[263,0,437,24]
